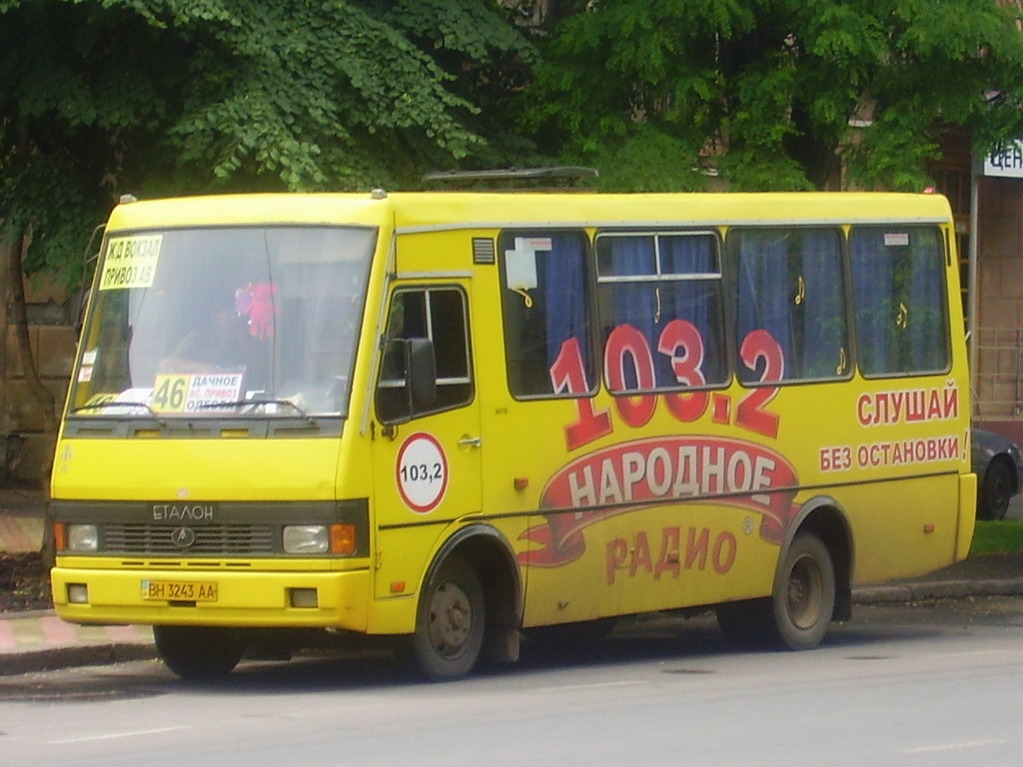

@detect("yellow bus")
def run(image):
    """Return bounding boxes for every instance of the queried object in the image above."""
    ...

[50,187,975,680]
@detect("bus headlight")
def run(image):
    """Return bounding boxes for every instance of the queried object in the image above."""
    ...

[67,524,99,553]
[283,525,328,554]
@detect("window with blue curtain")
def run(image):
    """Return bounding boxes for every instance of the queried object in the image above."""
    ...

[499,230,595,397]
[595,231,727,391]
[733,227,848,383]
[849,226,949,376]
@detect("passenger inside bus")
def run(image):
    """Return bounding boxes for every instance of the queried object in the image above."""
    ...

[162,305,253,373]
[159,284,271,389]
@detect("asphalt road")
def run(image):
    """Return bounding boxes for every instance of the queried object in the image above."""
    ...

[2,596,1022,767]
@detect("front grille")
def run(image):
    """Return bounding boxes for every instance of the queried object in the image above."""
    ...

[103,524,276,555]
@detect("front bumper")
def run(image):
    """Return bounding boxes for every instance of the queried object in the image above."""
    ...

[51,564,371,631]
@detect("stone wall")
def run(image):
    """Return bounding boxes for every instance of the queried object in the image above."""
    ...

[974,175,1023,437]
[0,241,76,487]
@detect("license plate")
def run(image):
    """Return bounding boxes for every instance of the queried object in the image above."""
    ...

[141,579,218,602]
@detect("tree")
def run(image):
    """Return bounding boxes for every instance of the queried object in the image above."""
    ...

[0,0,535,491]
[1,0,537,256]
[0,0,535,563]
[521,0,1023,192]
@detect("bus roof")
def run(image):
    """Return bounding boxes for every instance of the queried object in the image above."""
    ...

[105,190,953,233]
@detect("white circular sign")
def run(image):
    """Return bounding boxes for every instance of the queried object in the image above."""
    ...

[396,432,449,513]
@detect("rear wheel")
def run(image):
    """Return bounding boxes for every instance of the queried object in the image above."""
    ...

[716,532,836,650]
[769,532,835,650]
[411,557,485,681]
[154,625,245,680]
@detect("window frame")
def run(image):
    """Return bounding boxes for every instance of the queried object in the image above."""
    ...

[497,228,600,401]
[375,284,474,423]
[728,225,854,388]
[848,224,952,379]
[594,228,730,395]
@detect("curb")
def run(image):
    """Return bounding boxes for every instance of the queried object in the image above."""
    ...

[0,643,157,676]
[0,610,156,677]
[853,577,1023,603]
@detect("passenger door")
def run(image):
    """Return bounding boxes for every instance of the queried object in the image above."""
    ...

[371,284,482,600]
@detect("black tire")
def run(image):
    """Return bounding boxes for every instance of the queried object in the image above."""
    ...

[979,459,1014,520]
[768,532,835,650]
[411,557,485,681]
[154,625,245,680]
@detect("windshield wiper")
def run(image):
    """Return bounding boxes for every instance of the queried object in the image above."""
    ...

[193,398,314,421]
[69,401,166,423]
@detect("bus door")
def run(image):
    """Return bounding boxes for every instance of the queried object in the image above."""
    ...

[371,284,481,600]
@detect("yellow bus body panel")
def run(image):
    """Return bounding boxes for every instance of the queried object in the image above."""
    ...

[54,438,341,501]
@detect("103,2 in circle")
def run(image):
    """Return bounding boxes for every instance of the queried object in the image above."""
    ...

[396,433,449,513]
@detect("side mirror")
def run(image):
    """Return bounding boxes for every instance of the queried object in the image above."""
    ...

[405,337,437,412]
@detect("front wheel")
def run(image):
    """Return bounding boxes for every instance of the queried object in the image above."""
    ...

[411,557,485,681]
[154,625,245,680]
[769,532,836,650]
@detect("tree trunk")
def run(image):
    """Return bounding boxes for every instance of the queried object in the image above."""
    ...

[5,234,57,565]
[6,236,58,434]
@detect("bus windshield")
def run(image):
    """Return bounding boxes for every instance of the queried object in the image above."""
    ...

[69,225,375,419]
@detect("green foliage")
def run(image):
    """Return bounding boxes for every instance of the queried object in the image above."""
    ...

[569,127,710,192]
[716,150,814,192]
[382,0,532,64]
[1,0,535,285]
[8,0,1023,286]
[844,111,941,192]
[970,520,1023,556]
[524,0,1023,192]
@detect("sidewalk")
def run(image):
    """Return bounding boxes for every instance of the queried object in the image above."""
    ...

[1,488,156,673]
[2,489,1023,676]
[0,613,155,675]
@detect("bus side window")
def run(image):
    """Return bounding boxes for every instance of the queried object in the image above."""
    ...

[849,226,949,376]
[376,287,473,423]
[732,227,849,382]
[499,230,596,397]
[595,231,728,392]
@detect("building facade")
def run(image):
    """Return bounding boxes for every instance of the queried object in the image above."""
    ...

[933,129,1023,444]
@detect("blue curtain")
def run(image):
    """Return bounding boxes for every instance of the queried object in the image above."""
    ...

[850,227,947,375]
[799,230,846,377]
[543,232,591,373]
[659,235,724,384]
[603,234,723,389]
[606,237,657,389]
[736,231,792,381]
[735,228,845,381]
[907,230,947,370]
[850,229,894,373]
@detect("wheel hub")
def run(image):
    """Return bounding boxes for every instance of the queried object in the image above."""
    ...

[428,581,473,658]
[787,555,824,630]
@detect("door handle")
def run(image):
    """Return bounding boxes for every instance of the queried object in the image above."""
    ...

[458,436,482,448]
